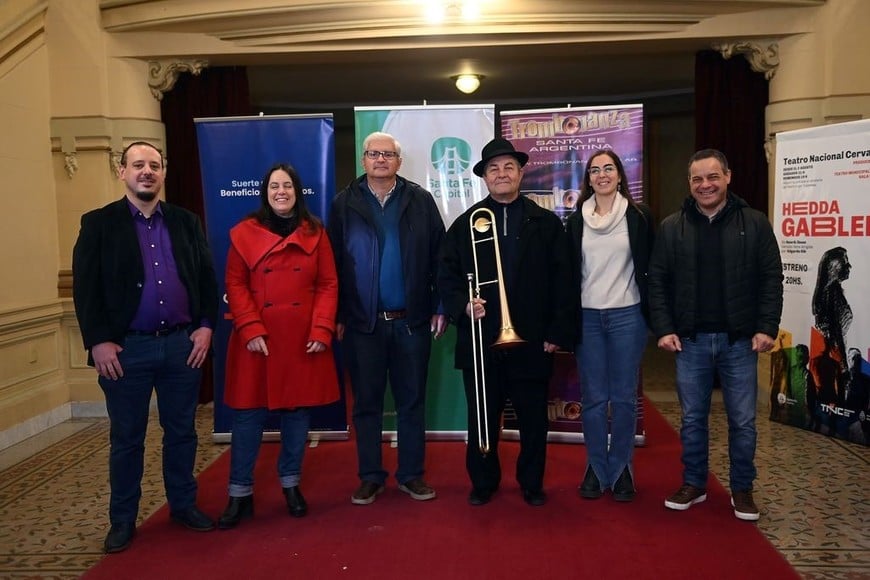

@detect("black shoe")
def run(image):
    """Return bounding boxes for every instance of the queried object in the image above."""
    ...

[218,495,254,529]
[579,467,603,499]
[468,487,493,506]
[170,506,215,531]
[103,522,135,554]
[612,468,636,502]
[522,488,547,506]
[283,486,308,518]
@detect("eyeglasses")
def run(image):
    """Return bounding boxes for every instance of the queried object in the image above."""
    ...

[588,165,616,176]
[364,150,399,160]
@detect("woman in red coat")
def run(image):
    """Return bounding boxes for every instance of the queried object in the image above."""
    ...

[218,162,339,529]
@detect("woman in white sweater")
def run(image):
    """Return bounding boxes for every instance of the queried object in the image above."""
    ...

[565,149,655,502]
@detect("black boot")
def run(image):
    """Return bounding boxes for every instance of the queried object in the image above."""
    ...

[612,468,636,502]
[283,486,308,518]
[579,467,603,499]
[218,495,253,529]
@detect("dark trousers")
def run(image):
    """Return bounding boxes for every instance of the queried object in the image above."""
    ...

[344,318,432,485]
[462,357,549,493]
[98,329,201,524]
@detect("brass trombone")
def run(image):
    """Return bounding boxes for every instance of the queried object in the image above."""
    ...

[467,207,526,455]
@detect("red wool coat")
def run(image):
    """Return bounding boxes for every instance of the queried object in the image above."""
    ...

[224,218,339,410]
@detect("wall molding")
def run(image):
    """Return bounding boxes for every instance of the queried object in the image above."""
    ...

[0,1,48,73]
[713,40,780,80]
[49,116,165,178]
[0,300,64,333]
[147,58,209,100]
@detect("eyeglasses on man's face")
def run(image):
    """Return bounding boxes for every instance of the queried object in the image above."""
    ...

[364,150,399,160]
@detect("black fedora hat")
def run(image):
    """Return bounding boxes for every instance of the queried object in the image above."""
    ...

[472,137,529,177]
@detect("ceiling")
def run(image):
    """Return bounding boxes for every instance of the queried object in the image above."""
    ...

[245,40,703,111]
[99,0,826,110]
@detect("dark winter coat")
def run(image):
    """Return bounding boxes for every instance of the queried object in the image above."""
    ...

[648,193,783,340]
[438,195,575,380]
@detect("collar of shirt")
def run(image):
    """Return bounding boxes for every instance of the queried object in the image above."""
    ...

[126,198,164,219]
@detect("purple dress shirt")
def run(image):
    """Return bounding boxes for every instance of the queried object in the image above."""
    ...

[127,201,192,332]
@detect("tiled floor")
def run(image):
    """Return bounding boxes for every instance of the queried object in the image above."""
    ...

[0,341,867,579]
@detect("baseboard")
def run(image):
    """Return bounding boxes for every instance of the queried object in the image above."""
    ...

[0,401,111,453]
[71,401,108,418]
[0,403,73,452]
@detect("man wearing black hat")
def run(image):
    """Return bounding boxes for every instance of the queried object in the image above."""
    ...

[438,138,574,506]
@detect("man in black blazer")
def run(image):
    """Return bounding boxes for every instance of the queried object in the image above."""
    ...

[72,141,219,553]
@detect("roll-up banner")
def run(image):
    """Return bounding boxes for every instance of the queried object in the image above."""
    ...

[499,104,646,443]
[771,118,870,446]
[195,114,347,442]
[353,105,495,439]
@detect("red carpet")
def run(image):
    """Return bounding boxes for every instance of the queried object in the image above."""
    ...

[83,402,798,580]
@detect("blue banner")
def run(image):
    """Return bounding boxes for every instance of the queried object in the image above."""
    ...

[194,114,346,439]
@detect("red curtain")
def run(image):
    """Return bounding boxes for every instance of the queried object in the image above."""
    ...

[160,66,252,402]
[694,50,770,213]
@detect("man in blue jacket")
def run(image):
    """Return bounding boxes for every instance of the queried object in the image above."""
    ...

[649,148,783,522]
[328,132,446,505]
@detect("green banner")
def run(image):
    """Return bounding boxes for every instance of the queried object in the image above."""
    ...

[354,105,495,435]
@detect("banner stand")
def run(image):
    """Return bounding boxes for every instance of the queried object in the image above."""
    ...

[195,114,348,442]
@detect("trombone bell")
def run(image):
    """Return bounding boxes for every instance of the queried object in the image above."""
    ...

[493,327,525,348]
[473,216,492,233]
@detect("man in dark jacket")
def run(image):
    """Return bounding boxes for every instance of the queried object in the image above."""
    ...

[72,141,219,553]
[438,138,574,507]
[648,148,783,522]
[328,132,446,505]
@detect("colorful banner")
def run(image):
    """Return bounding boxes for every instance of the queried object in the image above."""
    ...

[353,105,495,438]
[771,119,870,446]
[195,114,347,440]
[500,104,646,442]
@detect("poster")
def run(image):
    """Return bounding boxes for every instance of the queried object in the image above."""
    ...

[771,118,870,446]
[195,114,347,440]
[500,104,645,442]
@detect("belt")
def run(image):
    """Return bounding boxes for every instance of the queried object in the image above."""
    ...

[378,310,407,321]
[127,323,187,337]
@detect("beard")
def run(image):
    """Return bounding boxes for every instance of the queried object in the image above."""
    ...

[135,190,157,202]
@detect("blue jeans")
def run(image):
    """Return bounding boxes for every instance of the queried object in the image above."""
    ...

[675,333,758,492]
[98,329,201,524]
[576,304,647,488]
[344,318,431,485]
[227,407,311,496]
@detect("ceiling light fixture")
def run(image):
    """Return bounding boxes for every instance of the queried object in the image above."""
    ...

[424,1,482,24]
[453,74,483,94]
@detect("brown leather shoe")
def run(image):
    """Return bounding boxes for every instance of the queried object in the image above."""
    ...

[351,481,385,505]
[398,478,436,501]
[731,490,760,521]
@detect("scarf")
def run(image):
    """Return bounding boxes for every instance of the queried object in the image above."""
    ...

[581,193,628,234]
